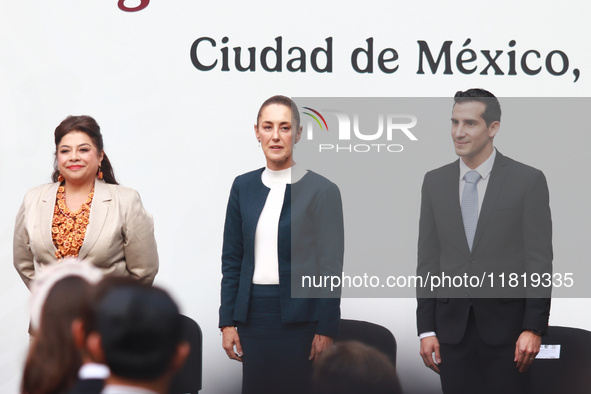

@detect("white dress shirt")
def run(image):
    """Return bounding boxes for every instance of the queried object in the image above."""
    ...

[459,148,496,214]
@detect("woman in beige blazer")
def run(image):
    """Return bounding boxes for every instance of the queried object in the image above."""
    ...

[13,115,158,289]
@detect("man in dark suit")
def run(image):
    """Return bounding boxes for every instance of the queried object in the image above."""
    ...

[416,88,552,394]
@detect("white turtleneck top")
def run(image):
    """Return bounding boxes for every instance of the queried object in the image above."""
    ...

[252,166,307,284]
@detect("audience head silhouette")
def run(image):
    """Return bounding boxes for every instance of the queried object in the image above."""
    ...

[312,341,402,394]
[87,282,189,393]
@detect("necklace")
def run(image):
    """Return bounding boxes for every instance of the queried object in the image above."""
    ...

[52,185,94,259]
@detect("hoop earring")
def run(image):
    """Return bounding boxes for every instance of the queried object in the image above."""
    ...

[258,140,261,148]
[97,167,104,180]
[58,174,64,182]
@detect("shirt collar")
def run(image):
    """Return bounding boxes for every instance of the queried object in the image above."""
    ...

[262,164,307,186]
[78,362,110,379]
[459,148,496,181]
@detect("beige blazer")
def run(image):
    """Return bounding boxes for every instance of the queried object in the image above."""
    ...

[13,179,158,289]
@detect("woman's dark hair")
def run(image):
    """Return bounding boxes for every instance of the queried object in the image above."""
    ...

[52,115,118,184]
[22,276,94,394]
[256,95,301,129]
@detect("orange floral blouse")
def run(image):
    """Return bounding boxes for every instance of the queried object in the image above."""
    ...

[51,186,94,259]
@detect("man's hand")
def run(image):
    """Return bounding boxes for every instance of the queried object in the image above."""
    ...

[420,336,441,374]
[309,334,333,364]
[221,326,243,362]
[514,330,542,372]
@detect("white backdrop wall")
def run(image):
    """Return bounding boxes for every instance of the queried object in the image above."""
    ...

[1,1,590,393]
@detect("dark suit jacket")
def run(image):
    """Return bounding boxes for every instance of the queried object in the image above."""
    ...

[219,168,344,337]
[65,378,104,394]
[417,151,552,346]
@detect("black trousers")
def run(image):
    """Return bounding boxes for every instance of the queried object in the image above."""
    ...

[439,308,531,394]
[238,285,316,394]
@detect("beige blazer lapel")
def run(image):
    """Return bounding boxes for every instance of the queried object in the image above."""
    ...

[79,179,111,259]
[38,183,60,257]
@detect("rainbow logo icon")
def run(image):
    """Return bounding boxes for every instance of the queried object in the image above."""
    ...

[303,107,329,131]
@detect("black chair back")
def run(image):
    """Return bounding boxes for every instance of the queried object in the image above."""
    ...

[531,325,591,394]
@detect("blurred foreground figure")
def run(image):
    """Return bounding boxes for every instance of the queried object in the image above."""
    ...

[312,341,402,394]
[87,283,189,394]
[67,277,144,394]
[22,261,103,394]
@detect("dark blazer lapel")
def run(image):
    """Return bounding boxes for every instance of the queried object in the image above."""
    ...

[472,151,509,251]
[39,183,60,257]
[278,184,291,274]
[79,180,110,259]
[442,160,469,248]
[243,170,270,240]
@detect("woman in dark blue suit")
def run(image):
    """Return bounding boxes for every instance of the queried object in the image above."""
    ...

[219,95,344,394]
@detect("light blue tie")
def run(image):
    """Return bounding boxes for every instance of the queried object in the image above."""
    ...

[461,170,481,252]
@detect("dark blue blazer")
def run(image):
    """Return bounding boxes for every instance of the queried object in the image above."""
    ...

[417,152,552,345]
[219,168,344,337]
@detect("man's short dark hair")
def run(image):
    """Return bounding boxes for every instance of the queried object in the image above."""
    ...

[96,285,182,380]
[454,88,501,126]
